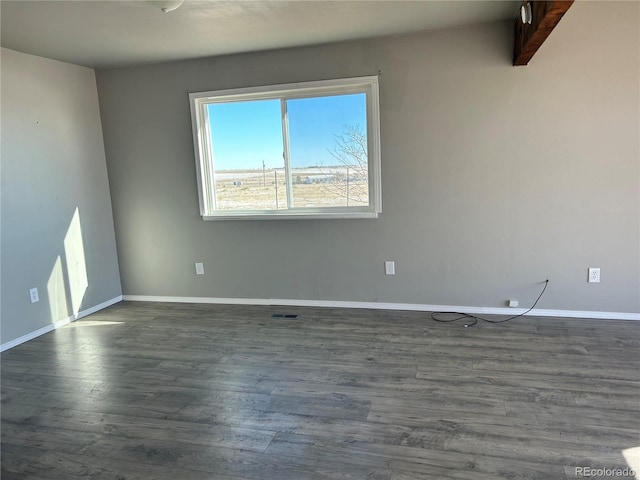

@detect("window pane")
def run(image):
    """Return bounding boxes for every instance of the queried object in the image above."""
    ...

[287,94,369,208]
[208,100,287,210]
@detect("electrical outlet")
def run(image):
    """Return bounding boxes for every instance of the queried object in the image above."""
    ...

[508,299,519,308]
[588,268,600,283]
[195,262,205,275]
[29,287,39,303]
[384,261,395,275]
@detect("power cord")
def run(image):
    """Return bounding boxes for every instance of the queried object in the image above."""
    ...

[431,279,549,327]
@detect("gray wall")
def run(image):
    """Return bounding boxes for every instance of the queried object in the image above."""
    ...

[1,48,122,345]
[96,1,639,314]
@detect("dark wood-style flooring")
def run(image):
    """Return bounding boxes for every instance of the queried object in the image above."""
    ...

[2,302,639,479]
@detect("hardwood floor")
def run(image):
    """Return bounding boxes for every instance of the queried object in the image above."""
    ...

[2,302,639,479]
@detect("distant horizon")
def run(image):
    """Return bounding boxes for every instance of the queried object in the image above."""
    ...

[215,164,354,172]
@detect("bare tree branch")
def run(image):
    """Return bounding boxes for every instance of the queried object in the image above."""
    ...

[321,124,369,205]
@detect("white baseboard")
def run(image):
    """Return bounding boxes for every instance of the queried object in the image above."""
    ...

[123,295,272,306]
[0,295,123,352]
[3,294,634,353]
[122,295,640,321]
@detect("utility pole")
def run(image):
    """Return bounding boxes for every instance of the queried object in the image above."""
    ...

[346,165,350,206]
[262,160,266,187]
[274,169,278,209]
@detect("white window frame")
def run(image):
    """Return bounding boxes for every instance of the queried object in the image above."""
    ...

[189,76,382,220]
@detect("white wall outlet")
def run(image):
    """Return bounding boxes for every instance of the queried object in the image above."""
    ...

[29,287,39,303]
[195,262,205,275]
[588,267,600,283]
[508,299,519,308]
[385,261,395,275]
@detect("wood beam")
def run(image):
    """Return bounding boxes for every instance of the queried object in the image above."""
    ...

[513,0,574,66]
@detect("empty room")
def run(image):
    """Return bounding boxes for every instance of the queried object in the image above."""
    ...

[1,0,639,479]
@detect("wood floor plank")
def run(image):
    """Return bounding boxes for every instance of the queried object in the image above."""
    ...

[9,446,246,480]
[2,301,638,479]
[266,431,568,480]
[1,422,125,458]
[111,435,392,480]
[15,408,277,452]
[415,366,640,395]
[0,444,45,475]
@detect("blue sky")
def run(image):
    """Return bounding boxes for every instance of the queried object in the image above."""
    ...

[208,93,366,170]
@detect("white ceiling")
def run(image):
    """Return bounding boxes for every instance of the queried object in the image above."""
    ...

[0,0,519,69]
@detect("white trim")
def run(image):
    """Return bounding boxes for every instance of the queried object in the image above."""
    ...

[189,76,380,103]
[124,295,271,305]
[189,75,382,220]
[0,296,123,352]
[369,78,382,214]
[121,295,640,321]
[202,211,379,221]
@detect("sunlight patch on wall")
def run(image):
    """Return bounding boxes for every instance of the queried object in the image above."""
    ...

[47,255,69,321]
[64,207,88,315]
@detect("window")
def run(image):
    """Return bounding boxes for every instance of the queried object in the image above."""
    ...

[189,76,381,220]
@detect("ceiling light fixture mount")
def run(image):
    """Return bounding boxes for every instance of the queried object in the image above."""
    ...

[147,0,184,13]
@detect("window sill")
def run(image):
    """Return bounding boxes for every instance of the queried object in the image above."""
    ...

[202,211,380,221]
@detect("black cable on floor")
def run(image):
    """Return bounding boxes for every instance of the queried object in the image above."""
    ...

[431,279,549,327]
